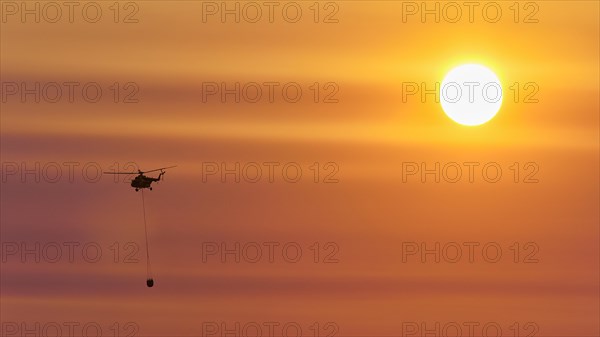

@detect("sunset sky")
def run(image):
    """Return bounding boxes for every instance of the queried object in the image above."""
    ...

[1,1,599,336]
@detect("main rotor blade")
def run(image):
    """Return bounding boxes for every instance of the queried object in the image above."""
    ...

[103,172,138,175]
[142,165,177,174]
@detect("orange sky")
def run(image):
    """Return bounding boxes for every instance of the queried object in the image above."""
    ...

[1,1,599,336]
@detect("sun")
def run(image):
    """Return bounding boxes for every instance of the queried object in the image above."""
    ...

[440,64,503,126]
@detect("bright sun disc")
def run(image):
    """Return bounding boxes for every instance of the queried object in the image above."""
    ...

[440,64,503,126]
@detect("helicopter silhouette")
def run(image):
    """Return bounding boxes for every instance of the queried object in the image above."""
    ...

[103,166,177,191]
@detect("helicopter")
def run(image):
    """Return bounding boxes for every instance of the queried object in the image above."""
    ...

[103,166,177,191]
